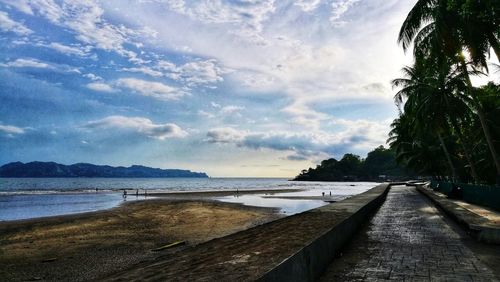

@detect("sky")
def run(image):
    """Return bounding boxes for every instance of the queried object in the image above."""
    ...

[0,0,420,177]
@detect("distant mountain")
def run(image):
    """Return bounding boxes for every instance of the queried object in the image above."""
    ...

[0,162,209,178]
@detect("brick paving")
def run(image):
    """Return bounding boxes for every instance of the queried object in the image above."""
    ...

[320,185,498,281]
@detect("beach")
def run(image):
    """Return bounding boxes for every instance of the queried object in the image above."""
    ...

[0,179,377,281]
[0,197,281,281]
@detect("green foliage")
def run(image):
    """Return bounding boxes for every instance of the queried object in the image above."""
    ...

[364,146,407,177]
[294,146,410,181]
[392,0,500,185]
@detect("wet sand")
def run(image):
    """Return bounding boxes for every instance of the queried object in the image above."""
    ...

[0,198,281,281]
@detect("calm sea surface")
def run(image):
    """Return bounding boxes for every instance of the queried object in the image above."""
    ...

[0,178,379,221]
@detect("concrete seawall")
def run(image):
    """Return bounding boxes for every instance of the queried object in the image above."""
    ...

[257,183,391,282]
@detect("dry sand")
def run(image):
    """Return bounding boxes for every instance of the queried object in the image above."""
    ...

[0,199,281,281]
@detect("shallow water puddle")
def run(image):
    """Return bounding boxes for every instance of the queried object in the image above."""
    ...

[215,194,328,215]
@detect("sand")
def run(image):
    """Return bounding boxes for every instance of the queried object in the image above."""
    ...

[0,199,281,281]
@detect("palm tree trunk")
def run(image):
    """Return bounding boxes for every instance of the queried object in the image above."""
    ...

[476,108,500,180]
[442,95,479,182]
[488,34,500,62]
[459,59,500,184]
[437,132,458,182]
[449,118,479,182]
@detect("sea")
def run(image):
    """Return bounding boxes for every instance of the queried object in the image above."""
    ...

[0,178,379,221]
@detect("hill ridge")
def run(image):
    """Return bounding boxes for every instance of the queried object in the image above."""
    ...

[0,161,208,178]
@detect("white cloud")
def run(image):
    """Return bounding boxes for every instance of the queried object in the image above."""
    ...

[156,60,176,71]
[220,105,244,115]
[330,0,360,26]
[281,98,331,130]
[206,127,247,144]
[0,11,32,35]
[3,58,50,68]
[59,1,137,59]
[46,42,89,57]
[0,0,34,15]
[175,59,226,85]
[83,73,102,81]
[117,59,227,88]
[197,104,245,120]
[106,0,411,132]
[122,67,163,77]
[0,124,25,135]
[4,0,149,62]
[86,82,115,93]
[155,59,227,86]
[29,0,64,22]
[116,78,187,100]
[206,118,390,160]
[1,57,81,73]
[198,110,215,119]
[294,0,321,12]
[85,115,188,139]
[160,0,276,43]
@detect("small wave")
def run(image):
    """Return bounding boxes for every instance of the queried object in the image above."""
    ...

[0,189,116,196]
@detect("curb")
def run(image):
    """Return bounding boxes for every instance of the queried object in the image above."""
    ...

[417,185,500,244]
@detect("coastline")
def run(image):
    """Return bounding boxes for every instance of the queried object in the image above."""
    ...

[146,188,305,198]
[0,184,374,280]
[0,198,281,281]
[0,187,306,222]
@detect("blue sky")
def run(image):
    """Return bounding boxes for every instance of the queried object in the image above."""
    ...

[0,0,418,177]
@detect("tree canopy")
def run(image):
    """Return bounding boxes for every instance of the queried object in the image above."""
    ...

[391,0,500,185]
[294,146,411,181]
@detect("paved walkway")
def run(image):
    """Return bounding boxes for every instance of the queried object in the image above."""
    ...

[320,185,498,281]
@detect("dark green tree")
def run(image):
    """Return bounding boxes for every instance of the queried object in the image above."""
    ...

[396,0,500,183]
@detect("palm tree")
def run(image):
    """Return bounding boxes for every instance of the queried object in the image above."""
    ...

[399,0,500,65]
[388,114,450,179]
[392,58,480,181]
[398,0,500,183]
[472,83,500,183]
[449,0,500,67]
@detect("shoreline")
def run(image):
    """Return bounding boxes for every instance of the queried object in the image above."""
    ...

[0,198,282,281]
[0,188,305,222]
[0,184,376,280]
[148,188,305,198]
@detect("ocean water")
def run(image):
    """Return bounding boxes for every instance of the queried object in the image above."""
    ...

[0,178,379,221]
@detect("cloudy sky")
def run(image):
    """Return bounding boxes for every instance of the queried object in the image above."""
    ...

[0,0,418,177]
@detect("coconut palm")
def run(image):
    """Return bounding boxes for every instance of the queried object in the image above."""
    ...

[388,114,449,179]
[399,0,500,66]
[448,0,500,67]
[398,0,500,183]
[392,58,481,181]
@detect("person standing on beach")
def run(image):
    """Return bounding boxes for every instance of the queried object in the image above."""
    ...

[123,190,127,199]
